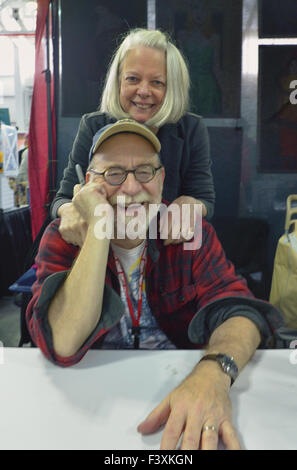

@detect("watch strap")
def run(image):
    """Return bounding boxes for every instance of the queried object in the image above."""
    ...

[199,353,237,385]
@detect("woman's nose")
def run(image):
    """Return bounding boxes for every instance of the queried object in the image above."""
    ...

[137,81,151,97]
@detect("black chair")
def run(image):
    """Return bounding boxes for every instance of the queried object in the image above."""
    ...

[18,212,52,347]
[212,217,270,300]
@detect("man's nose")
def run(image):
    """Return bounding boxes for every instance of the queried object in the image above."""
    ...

[120,172,142,195]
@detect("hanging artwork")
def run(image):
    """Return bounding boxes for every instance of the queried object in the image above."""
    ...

[156,0,242,118]
[259,46,297,172]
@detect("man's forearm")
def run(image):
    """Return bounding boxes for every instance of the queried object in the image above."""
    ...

[201,316,261,378]
[48,222,110,357]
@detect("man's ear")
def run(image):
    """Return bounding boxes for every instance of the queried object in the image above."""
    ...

[85,171,91,184]
[160,166,165,184]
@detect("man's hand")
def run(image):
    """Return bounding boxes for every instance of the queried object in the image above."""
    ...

[58,202,87,248]
[137,361,241,450]
[160,196,205,246]
[58,182,108,248]
[72,181,108,225]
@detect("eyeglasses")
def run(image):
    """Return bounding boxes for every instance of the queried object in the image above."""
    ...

[89,164,163,186]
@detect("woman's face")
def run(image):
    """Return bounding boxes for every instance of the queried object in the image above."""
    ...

[119,46,167,123]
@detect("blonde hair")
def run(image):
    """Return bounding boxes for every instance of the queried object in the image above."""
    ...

[99,28,190,128]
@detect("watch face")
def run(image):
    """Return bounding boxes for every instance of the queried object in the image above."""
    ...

[199,353,238,385]
[218,354,238,377]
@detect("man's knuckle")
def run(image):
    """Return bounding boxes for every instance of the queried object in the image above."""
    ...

[165,427,181,441]
[183,434,198,448]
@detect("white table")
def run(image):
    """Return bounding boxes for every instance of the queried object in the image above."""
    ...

[0,348,296,450]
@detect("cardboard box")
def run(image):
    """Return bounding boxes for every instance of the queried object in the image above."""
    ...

[0,174,15,209]
[0,123,18,209]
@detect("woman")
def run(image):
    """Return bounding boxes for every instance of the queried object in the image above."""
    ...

[52,28,215,247]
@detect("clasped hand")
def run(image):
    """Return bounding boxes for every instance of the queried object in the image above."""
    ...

[58,182,108,247]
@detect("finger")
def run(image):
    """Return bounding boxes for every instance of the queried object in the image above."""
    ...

[180,417,202,450]
[186,207,201,239]
[137,398,171,435]
[73,183,82,196]
[163,211,180,245]
[96,183,108,199]
[160,408,186,450]
[220,420,241,450]
[182,227,194,241]
[200,424,219,450]
[159,209,172,241]
[180,203,194,237]
[191,204,201,231]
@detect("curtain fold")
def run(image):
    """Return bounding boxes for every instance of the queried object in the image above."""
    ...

[29,0,56,239]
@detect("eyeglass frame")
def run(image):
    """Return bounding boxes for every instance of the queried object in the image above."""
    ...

[88,164,163,186]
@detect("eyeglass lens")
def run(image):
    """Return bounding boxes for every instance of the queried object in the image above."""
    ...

[105,165,155,184]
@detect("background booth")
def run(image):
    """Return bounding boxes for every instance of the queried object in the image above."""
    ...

[3,0,297,301]
[51,0,295,299]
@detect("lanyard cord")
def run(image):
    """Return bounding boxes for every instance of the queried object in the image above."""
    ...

[113,241,147,348]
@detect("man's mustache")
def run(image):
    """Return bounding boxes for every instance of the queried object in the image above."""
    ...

[108,193,153,206]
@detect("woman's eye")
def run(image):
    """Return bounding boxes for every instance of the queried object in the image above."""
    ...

[126,76,137,82]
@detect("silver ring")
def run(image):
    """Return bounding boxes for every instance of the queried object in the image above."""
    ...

[202,425,217,433]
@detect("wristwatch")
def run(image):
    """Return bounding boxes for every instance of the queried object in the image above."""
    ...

[199,353,239,386]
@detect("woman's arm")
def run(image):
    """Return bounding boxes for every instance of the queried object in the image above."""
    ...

[50,112,115,219]
[180,116,215,220]
[50,115,93,218]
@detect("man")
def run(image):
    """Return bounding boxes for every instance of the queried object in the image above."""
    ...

[26,119,283,450]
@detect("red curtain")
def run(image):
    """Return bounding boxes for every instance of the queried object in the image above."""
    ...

[29,0,56,239]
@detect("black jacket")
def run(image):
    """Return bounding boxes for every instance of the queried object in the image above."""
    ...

[51,112,215,219]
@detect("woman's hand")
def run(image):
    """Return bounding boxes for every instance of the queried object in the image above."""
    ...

[160,195,206,246]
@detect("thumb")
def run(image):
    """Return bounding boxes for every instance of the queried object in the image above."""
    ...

[137,397,171,435]
[73,183,82,197]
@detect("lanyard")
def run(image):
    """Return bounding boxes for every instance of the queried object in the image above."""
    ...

[113,241,147,349]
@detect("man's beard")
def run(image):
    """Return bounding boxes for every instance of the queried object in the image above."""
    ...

[109,193,160,241]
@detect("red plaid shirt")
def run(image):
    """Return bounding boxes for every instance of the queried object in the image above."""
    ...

[26,218,283,367]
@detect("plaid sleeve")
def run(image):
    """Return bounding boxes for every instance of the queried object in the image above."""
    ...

[26,220,80,364]
[26,220,124,367]
[26,220,113,367]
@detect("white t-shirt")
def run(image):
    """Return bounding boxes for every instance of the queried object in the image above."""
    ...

[101,241,176,350]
